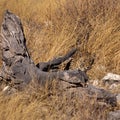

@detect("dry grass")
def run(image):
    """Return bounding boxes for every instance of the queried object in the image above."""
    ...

[0,83,112,120]
[0,0,120,119]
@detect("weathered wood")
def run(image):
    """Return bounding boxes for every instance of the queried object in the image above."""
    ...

[86,85,117,105]
[0,10,88,87]
[107,110,120,120]
[63,84,117,106]
[36,48,77,71]
[0,10,117,106]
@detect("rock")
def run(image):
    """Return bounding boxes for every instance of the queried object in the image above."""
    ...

[2,86,17,95]
[107,110,120,120]
[102,73,120,85]
[2,86,10,92]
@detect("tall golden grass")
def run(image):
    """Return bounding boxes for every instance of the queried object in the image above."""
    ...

[0,0,120,119]
[0,0,119,78]
[0,83,111,120]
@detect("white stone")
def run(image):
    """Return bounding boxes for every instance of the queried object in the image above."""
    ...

[2,86,10,92]
[102,73,120,81]
[92,80,99,86]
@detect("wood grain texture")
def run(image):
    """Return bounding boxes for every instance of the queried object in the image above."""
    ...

[1,10,88,87]
[0,10,117,106]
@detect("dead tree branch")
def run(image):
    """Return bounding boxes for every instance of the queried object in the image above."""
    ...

[36,48,77,71]
[0,10,117,106]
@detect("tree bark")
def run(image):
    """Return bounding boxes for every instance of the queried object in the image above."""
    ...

[0,10,117,106]
[36,48,77,71]
[0,10,88,87]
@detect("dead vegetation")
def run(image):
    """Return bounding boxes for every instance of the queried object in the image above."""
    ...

[0,83,112,120]
[0,0,120,120]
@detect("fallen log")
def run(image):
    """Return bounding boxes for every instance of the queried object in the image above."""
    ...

[0,10,88,87]
[0,10,117,106]
[107,110,120,120]
[63,84,117,106]
[36,48,77,71]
